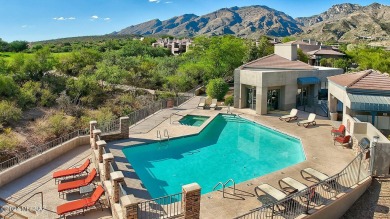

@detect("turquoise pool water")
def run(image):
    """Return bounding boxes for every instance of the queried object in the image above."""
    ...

[122,114,305,198]
[179,115,209,127]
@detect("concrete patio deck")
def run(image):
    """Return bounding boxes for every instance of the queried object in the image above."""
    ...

[106,96,357,218]
[0,95,363,219]
[0,145,112,219]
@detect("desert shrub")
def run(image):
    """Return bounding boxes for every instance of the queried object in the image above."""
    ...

[82,107,116,127]
[0,75,19,98]
[224,96,234,106]
[0,100,22,125]
[17,81,41,109]
[47,112,75,137]
[34,112,76,140]
[0,131,20,152]
[40,88,57,107]
[206,78,229,100]
[156,91,175,99]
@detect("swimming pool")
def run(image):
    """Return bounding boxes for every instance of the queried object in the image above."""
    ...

[179,115,209,127]
[123,114,305,198]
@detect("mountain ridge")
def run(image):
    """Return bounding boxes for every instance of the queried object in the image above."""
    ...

[113,3,390,45]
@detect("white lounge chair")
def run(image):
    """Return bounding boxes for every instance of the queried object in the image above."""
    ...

[297,113,316,128]
[301,168,339,192]
[197,98,206,109]
[278,177,308,193]
[209,99,217,110]
[300,168,328,182]
[255,184,287,202]
[279,109,298,122]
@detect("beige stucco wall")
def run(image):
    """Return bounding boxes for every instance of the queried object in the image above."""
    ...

[237,67,343,114]
[274,43,297,61]
[0,135,89,187]
[343,114,390,176]
[308,177,372,219]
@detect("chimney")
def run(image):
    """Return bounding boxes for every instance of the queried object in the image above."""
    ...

[274,43,298,61]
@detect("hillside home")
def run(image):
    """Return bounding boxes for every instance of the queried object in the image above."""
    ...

[293,40,345,66]
[234,42,343,115]
[152,38,192,55]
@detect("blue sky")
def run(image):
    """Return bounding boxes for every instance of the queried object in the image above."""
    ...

[0,0,387,42]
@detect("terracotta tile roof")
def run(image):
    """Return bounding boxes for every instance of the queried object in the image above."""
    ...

[307,49,345,56]
[241,54,315,70]
[328,70,390,91]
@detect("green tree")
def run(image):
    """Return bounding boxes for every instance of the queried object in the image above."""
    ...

[297,48,309,63]
[8,40,28,52]
[165,73,194,96]
[333,59,350,71]
[194,36,246,81]
[206,78,229,100]
[95,62,127,89]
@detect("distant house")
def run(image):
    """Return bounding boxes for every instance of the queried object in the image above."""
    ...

[234,42,343,115]
[152,38,193,55]
[292,40,345,66]
[328,70,390,131]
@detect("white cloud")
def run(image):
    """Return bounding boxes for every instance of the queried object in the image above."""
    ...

[21,25,28,28]
[165,1,173,3]
[91,15,99,20]
[149,0,160,3]
[104,17,111,21]
[53,17,76,21]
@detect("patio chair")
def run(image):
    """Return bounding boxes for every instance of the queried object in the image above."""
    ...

[58,168,97,197]
[278,177,320,205]
[209,99,217,109]
[53,159,90,183]
[300,168,329,182]
[255,183,291,214]
[301,168,341,192]
[279,109,298,122]
[278,177,308,193]
[331,124,345,136]
[297,113,316,128]
[57,185,105,217]
[197,98,206,109]
[334,135,351,148]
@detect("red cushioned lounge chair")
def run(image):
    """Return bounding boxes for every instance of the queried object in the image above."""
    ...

[334,135,351,148]
[53,159,90,183]
[57,185,105,217]
[331,125,345,136]
[58,168,97,197]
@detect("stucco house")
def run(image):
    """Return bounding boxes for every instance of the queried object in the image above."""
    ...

[293,40,345,66]
[328,70,390,131]
[233,42,344,115]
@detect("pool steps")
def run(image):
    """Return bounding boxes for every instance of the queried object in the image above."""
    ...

[212,179,236,198]
[157,129,170,142]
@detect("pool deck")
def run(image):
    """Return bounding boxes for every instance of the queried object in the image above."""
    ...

[0,96,358,219]
[107,96,357,218]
